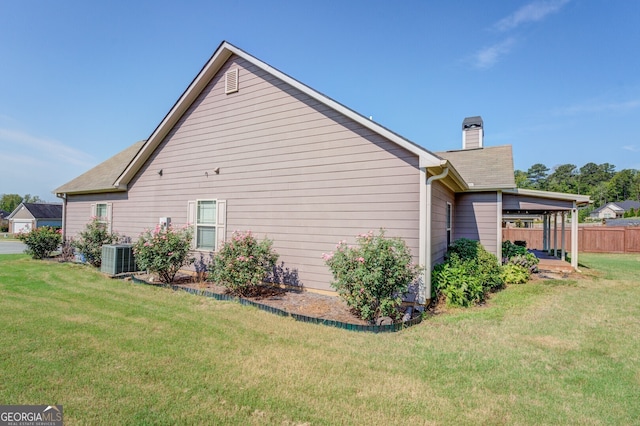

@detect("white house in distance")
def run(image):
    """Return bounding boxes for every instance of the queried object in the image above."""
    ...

[54,41,590,304]
[590,200,640,219]
[8,202,63,234]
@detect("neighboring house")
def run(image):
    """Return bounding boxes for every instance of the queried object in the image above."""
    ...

[590,200,640,219]
[54,41,590,304]
[8,203,63,234]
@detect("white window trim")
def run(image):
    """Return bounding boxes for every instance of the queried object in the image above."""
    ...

[91,202,112,232]
[446,202,453,247]
[188,199,226,251]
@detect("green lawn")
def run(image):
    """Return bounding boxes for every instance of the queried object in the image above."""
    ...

[1,253,639,425]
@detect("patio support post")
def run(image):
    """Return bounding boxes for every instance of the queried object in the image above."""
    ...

[542,214,547,251]
[571,201,579,269]
[561,212,566,261]
[553,212,558,258]
[547,215,552,254]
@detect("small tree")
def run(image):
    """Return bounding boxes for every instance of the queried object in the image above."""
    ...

[17,226,61,259]
[208,231,279,296]
[133,225,194,283]
[323,230,420,322]
[73,218,120,267]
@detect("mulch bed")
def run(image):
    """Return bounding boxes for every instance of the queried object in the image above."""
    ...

[136,273,372,326]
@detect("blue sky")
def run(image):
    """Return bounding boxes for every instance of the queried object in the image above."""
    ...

[1,0,639,201]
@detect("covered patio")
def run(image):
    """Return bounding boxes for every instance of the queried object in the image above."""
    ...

[502,188,591,270]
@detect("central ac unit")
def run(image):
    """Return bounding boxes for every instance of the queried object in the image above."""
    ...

[101,244,137,276]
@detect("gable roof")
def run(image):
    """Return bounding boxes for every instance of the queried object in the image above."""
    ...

[591,200,640,214]
[112,41,447,190]
[616,200,640,211]
[54,140,145,195]
[435,145,516,190]
[8,203,62,220]
[0,210,9,219]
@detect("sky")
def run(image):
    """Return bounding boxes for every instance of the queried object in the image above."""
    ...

[1,0,639,201]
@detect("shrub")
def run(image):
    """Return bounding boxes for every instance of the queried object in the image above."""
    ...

[208,231,279,296]
[134,225,194,283]
[449,238,504,291]
[446,238,480,261]
[432,239,504,307]
[507,253,539,274]
[501,263,530,285]
[502,240,527,260]
[17,226,61,259]
[73,219,120,267]
[432,254,484,307]
[323,230,420,322]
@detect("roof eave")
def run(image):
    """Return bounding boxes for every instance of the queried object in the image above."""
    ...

[54,186,128,197]
[503,188,592,206]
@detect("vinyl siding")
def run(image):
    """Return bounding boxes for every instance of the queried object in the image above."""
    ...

[11,207,34,220]
[431,180,455,265]
[64,55,421,292]
[453,192,499,255]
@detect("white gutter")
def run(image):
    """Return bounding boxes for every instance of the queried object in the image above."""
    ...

[420,166,449,305]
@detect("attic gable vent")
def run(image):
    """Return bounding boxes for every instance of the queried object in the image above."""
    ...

[225,68,239,94]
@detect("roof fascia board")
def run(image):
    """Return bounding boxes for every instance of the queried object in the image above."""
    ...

[503,188,591,204]
[115,41,442,187]
[426,160,468,191]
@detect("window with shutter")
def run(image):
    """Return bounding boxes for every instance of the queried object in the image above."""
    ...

[189,199,226,251]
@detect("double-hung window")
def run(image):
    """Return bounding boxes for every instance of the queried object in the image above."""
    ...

[189,199,226,251]
[91,202,112,231]
[196,200,217,251]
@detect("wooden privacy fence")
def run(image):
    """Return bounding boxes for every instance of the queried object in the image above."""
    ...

[502,227,640,254]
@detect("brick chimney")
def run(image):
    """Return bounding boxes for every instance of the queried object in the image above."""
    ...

[462,116,483,149]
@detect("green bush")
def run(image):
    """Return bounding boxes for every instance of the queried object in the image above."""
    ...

[432,239,504,307]
[446,238,480,261]
[432,254,484,307]
[208,231,279,297]
[134,225,194,283]
[17,226,61,259]
[449,238,504,291]
[323,229,420,322]
[501,264,530,284]
[502,240,527,259]
[73,219,120,267]
[507,253,539,274]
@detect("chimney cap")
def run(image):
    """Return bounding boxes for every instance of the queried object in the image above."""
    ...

[462,116,483,130]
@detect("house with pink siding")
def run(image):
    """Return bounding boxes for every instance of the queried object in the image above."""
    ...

[54,41,589,304]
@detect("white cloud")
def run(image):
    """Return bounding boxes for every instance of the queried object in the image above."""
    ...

[623,145,639,152]
[474,38,517,69]
[0,128,95,198]
[0,128,94,168]
[554,99,640,115]
[495,0,570,31]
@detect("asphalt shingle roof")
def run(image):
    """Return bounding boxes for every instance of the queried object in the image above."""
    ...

[435,145,516,190]
[54,141,145,194]
[22,203,62,219]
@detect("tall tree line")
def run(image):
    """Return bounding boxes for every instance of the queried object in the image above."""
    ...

[0,194,42,213]
[515,163,640,209]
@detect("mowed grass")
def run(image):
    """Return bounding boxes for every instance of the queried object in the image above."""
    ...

[0,253,639,425]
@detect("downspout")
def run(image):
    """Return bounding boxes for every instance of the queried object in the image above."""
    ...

[56,193,67,241]
[424,167,449,305]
